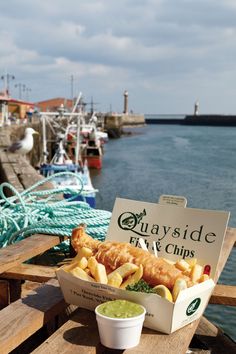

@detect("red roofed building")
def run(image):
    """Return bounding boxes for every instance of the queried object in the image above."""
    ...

[0,92,34,125]
[35,98,74,112]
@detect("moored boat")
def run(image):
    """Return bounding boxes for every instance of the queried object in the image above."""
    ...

[81,142,103,169]
[39,106,99,207]
[66,114,105,169]
[40,161,97,208]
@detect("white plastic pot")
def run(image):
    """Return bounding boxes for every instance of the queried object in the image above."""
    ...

[95,301,146,349]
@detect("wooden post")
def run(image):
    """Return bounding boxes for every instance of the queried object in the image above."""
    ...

[0,279,10,309]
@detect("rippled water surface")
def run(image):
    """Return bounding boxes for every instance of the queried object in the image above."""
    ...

[91,124,236,340]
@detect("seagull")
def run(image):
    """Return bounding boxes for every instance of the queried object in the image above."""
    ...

[7,127,39,154]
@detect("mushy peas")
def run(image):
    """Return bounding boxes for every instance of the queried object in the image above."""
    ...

[97,300,145,318]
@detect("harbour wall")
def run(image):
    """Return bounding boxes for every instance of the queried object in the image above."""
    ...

[145,118,183,124]
[0,123,41,168]
[103,113,145,138]
[0,124,51,196]
[184,115,236,126]
[145,114,236,126]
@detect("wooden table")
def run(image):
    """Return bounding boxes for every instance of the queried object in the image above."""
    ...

[32,228,236,354]
[0,229,233,354]
[32,307,199,354]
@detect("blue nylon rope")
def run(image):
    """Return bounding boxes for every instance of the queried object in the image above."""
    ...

[0,172,111,248]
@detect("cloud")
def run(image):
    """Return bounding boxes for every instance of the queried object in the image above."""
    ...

[0,0,236,113]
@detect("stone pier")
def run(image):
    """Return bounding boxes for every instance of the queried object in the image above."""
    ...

[104,113,145,138]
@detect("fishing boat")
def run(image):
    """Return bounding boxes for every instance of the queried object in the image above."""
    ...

[80,114,108,145]
[66,114,106,169]
[40,138,98,208]
[81,140,103,169]
[40,163,97,208]
[39,102,98,207]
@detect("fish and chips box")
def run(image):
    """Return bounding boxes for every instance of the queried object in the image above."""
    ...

[56,196,230,333]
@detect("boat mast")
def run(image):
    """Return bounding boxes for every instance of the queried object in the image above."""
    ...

[72,92,82,167]
[39,92,84,167]
[41,115,48,164]
[75,113,81,166]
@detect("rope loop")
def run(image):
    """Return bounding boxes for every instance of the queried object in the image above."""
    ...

[0,172,111,248]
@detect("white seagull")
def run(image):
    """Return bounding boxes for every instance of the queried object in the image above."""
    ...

[7,127,39,154]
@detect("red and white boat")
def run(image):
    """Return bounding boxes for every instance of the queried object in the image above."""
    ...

[66,114,106,169]
[81,141,103,169]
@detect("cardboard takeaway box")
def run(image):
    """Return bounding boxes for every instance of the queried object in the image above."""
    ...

[56,196,230,334]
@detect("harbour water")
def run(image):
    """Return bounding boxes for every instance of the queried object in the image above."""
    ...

[91,123,236,340]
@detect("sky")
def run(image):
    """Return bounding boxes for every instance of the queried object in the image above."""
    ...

[1,0,236,114]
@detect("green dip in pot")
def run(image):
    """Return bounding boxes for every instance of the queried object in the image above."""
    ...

[97,300,144,318]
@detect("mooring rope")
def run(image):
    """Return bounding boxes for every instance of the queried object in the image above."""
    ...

[0,171,111,249]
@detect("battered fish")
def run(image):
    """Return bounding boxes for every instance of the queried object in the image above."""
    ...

[71,224,190,290]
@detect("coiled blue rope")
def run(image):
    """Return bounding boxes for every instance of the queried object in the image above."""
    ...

[0,171,111,249]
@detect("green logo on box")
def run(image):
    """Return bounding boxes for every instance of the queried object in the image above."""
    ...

[186,298,201,316]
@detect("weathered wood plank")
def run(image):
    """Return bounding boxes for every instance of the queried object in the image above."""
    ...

[1,263,57,282]
[31,308,99,354]
[0,151,12,164]
[210,284,236,306]
[0,160,24,192]
[0,134,11,147]
[0,149,52,191]
[8,279,22,304]
[0,234,66,274]
[0,280,9,310]
[0,278,67,354]
[31,308,197,354]
[32,312,236,354]
[19,173,47,190]
[214,227,236,282]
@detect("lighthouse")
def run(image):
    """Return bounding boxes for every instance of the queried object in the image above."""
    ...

[123,90,128,114]
[194,100,199,115]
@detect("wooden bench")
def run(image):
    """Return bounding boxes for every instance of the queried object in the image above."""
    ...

[31,308,236,354]
[0,234,66,307]
[0,234,73,353]
[0,229,235,353]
